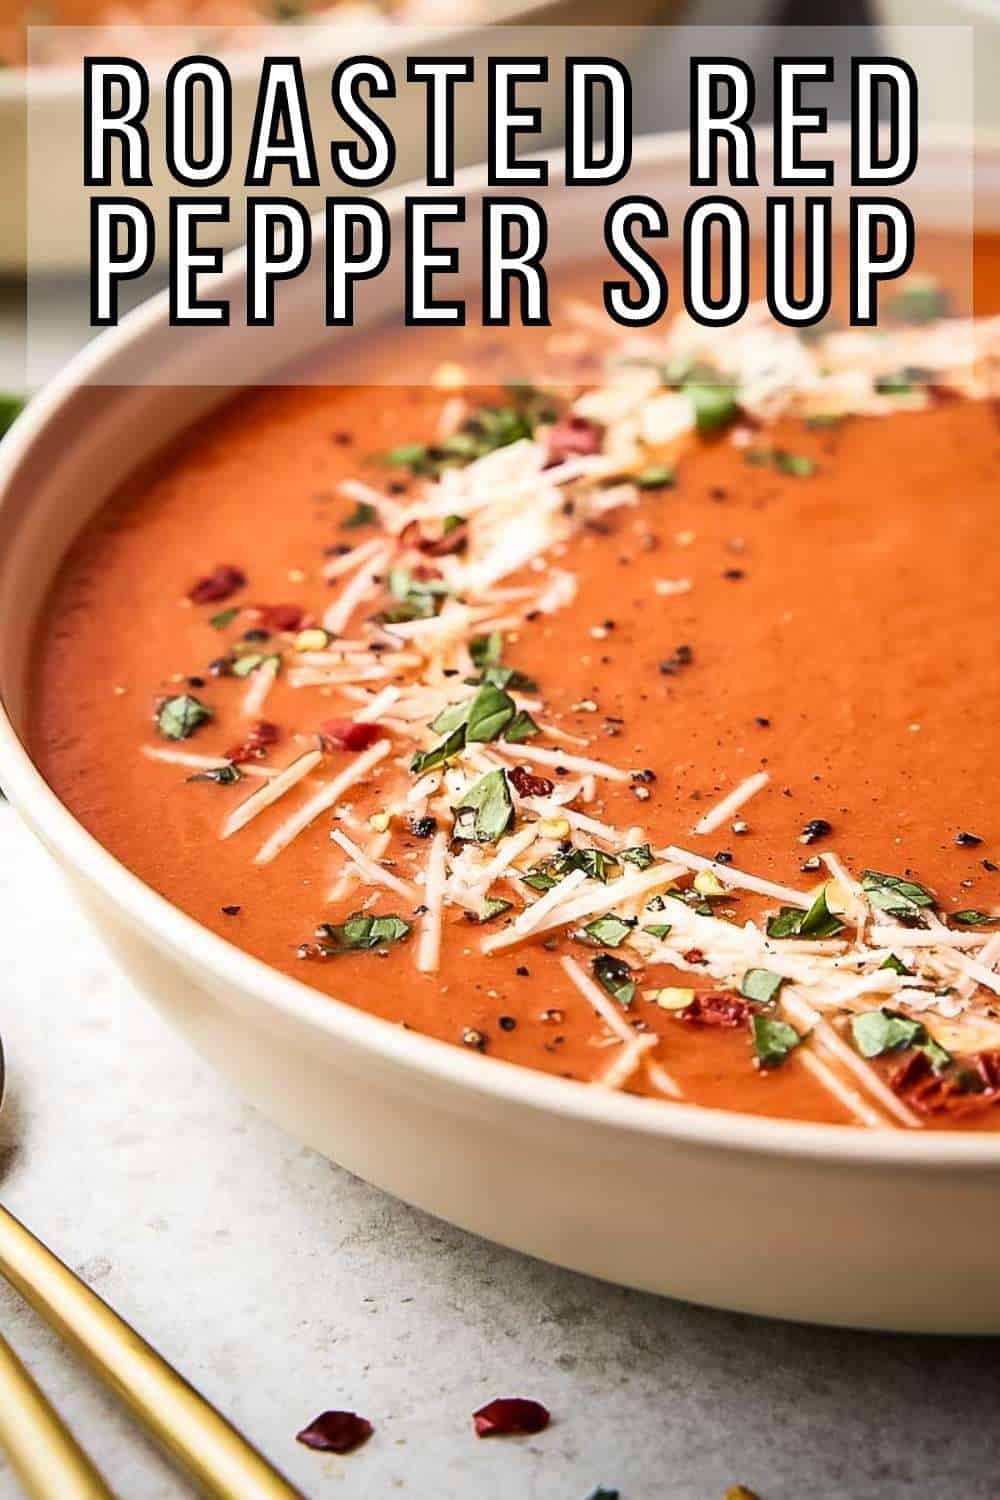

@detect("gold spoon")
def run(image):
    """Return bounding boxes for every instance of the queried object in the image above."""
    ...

[0,1035,308,1500]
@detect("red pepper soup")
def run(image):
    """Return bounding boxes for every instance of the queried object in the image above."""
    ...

[30,239,1000,1131]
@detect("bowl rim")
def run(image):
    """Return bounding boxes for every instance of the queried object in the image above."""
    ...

[3,125,1000,1169]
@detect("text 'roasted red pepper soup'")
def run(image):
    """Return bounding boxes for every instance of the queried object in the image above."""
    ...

[32,239,1000,1131]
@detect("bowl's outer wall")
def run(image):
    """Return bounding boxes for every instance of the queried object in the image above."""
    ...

[2,132,1000,1330]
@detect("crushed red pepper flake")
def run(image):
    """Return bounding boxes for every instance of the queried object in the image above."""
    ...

[508,765,555,798]
[250,602,308,632]
[320,718,383,752]
[225,720,280,764]
[188,564,246,604]
[473,1397,550,1438]
[295,1410,374,1454]
[675,993,750,1027]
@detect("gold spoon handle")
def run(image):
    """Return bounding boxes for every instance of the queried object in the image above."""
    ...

[0,1329,117,1500]
[0,1206,305,1500]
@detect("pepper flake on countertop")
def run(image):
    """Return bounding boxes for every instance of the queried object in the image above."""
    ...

[296,1410,374,1454]
[473,1397,551,1437]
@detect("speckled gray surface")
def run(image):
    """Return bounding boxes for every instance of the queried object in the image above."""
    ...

[1,805,999,1500]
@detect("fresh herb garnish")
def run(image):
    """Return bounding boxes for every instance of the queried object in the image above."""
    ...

[951,910,999,927]
[620,844,654,869]
[503,710,540,743]
[342,499,377,529]
[156,694,213,740]
[684,380,739,435]
[740,968,785,1006]
[452,768,514,844]
[592,953,636,1007]
[381,568,450,624]
[316,912,411,952]
[879,953,914,976]
[745,448,815,477]
[766,885,845,940]
[409,725,467,777]
[886,280,949,326]
[642,922,673,939]
[187,763,242,785]
[580,914,635,948]
[209,606,240,630]
[634,465,676,490]
[851,1008,951,1072]
[231,652,280,680]
[380,400,539,478]
[465,683,516,743]
[861,869,935,926]
[470,631,504,669]
[479,663,538,693]
[556,847,619,882]
[478,896,513,923]
[750,1014,801,1067]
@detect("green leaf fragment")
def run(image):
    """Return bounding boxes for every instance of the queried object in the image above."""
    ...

[634,465,676,490]
[156,694,213,741]
[581,914,635,948]
[750,1014,801,1068]
[465,683,516,743]
[452,768,514,844]
[592,953,636,1007]
[409,725,467,777]
[620,844,654,869]
[861,869,935,926]
[767,886,845,940]
[740,968,786,1006]
[478,896,513,923]
[641,923,673,940]
[951,910,999,927]
[503,709,540,743]
[683,380,739,435]
[342,500,377,529]
[317,912,411,952]
[209,606,239,630]
[187,763,242,785]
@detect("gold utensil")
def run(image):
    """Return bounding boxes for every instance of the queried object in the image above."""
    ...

[0,1037,307,1500]
[0,1329,116,1499]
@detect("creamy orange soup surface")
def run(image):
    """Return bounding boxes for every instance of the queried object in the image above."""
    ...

[32,237,1000,1131]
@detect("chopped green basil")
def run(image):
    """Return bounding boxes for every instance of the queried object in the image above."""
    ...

[642,922,673,940]
[465,683,516,744]
[156,694,213,741]
[556,847,620,883]
[879,953,914,976]
[209,606,239,630]
[851,1008,924,1058]
[951,910,998,927]
[773,450,816,477]
[342,500,377,529]
[479,663,538,693]
[470,631,504,669]
[581,914,635,947]
[740,968,786,1006]
[592,953,636,1007]
[479,896,513,923]
[886,280,949,326]
[522,870,558,892]
[851,1007,952,1073]
[767,885,845,940]
[380,402,538,477]
[634,465,675,490]
[187,763,242,786]
[620,844,654,869]
[409,725,467,778]
[684,380,739,435]
[381,567,450,624]
[750,1014,801,1068]
[452,768,514,844]
[231,652,279,680]
[861,869,935,926]
[503,709,540,743]
[317,912,411,952]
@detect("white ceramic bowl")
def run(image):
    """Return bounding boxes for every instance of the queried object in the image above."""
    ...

[2,132,999,1333]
